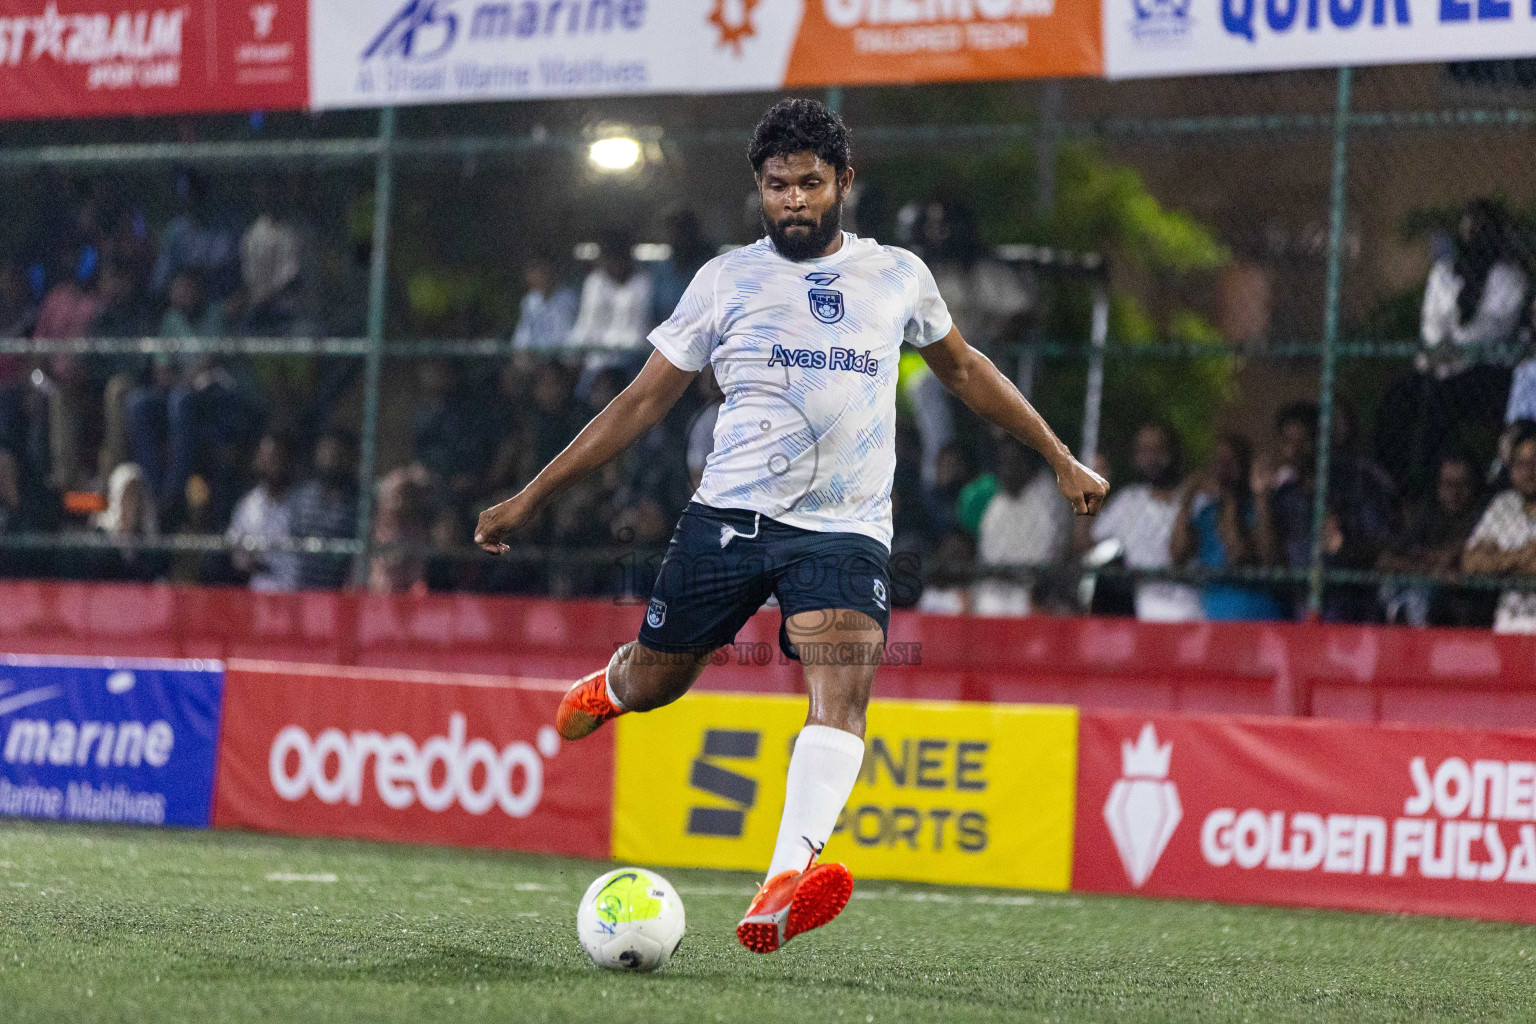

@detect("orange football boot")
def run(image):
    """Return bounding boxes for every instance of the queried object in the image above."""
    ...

[735,857,853,954]
[554,667,626,741]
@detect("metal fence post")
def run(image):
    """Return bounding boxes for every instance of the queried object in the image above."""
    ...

[1079,281,1110,466]
[1308,67,1353,618]
[353,105,397,586]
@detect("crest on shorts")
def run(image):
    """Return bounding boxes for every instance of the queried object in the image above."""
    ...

[872,577,887,609]
[646,598,667,629]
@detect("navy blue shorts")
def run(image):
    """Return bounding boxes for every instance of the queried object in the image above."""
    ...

[637,502,891,661]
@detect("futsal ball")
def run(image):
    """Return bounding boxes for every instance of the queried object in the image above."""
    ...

[576,867,686,972]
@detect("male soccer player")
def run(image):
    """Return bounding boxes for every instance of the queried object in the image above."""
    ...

[476,99,1108,954]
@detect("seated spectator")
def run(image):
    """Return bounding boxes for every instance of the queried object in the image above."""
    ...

[1260,402,1319,576]
[1465,435,1536,632]
[1501,291,1536,430]
[240,176,308,336]
[160,268,226,339]
[85,462,166,582]
[1378,452,1489,626]
[650,210,714,327]
[1330,402,1402,619]
[369,464,439,594]
[1089,421,1203,622]
[1261,401,1399,621]
[917,528,977,615]
[926,441,975,538]
[0,257,39,343]
[890,417,933,556]
[916,200,1031,488]
[92,260,154,481]
[151,169,240,302]
[973,436,1071,616]
[411,358,493,505]
[512,253,578,353]
[127,270,261,528]
[226,432,299,592]
[288,428,360,590]
[506,360,585,502]
[34,244,104,341]
[1170,433,1282,621]
[31,245,109,493]
[568,228,653,382]
[90,259,152,340]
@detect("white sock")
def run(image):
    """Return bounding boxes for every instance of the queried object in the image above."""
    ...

[603,647,628,711]
[766,725,866,880]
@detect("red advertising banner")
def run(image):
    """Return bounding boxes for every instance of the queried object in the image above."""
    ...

[0,0,307,120]
[212,661,611,859]
[1074,711,1536,924]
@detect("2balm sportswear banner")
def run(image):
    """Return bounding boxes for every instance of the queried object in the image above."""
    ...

[0,0,308,119]
[1074,711,1536,925]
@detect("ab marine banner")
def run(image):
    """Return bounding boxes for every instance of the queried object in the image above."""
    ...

[307,0,1105,110]
[212,661,614,858]
[613,692,1080,890]
[0,0,308,119]
[1075,711,1536,924]
[0,655,224,828]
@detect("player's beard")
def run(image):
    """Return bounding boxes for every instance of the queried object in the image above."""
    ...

[764,192,844,262]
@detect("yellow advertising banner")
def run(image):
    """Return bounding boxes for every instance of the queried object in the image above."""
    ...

[613,693,1078,891]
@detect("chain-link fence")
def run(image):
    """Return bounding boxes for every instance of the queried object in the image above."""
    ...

[1,62,1534,627]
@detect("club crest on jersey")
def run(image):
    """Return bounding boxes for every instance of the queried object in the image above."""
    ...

[808,289,844,325]
[646,598,667,629]
[805,271,845,325]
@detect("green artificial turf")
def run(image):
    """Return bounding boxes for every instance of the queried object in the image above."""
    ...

[1,819,1533,1023]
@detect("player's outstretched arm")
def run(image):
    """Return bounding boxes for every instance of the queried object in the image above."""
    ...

[918,326,1109,516]
[475,350,698,552]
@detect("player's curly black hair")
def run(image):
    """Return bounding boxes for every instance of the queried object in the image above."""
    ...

[748,98,852,176]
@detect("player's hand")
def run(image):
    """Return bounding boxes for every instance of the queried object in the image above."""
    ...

[1055,456,1109,516]
[475,492,535,554]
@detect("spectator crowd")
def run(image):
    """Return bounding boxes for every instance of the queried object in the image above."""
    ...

[4,173,1536,632]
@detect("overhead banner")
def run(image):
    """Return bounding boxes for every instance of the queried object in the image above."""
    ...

[307,0,1104,110]
[0,655,224,828]
[1075,711,1536,924]
[212,661,613,859]
[613,692,1080,890]
[0,0,309,120]
[1104,0,1536,79]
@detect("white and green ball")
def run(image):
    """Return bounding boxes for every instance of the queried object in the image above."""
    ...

[576,867,686,972]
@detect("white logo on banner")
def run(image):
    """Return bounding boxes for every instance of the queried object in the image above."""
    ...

[249,3,277,40]
[1104,723,1182,887]
[268,713,562,818]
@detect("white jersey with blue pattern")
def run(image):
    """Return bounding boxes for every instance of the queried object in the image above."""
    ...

[648,232,953,549]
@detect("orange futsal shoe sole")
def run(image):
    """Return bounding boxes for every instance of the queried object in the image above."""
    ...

[554,668,624,741]
[736,862,853,954]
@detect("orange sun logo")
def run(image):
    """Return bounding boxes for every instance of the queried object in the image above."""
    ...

[708,0,759,56]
